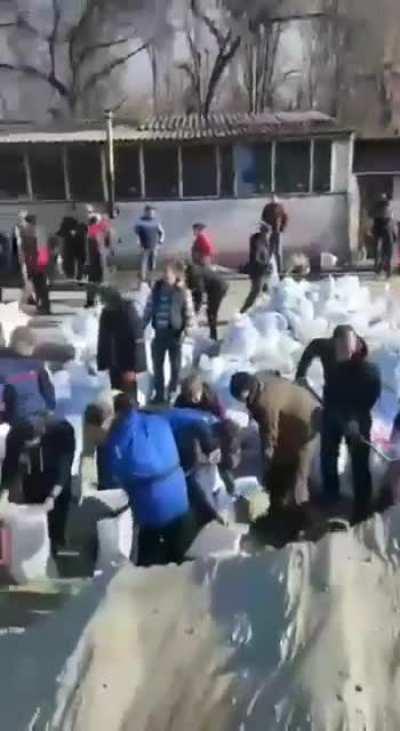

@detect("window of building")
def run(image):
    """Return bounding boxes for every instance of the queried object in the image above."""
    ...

[0,146,27,199]
[234,143,271,196]
[115,144,141,199]
[67,144,103,201]
[275,141,310,194]
[144,146,178,199]
[182,145,217,197]
[220,145,234,197]
[313,140,332,193]
[29,144,65,200]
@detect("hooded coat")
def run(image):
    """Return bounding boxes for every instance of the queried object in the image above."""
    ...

[103,410,189,529]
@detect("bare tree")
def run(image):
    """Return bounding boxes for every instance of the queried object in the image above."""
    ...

[0,0,150,116]
[178,0,241,117]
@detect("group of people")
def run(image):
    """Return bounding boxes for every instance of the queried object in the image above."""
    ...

[12,204,113,314]
[230,325,381,528]
[0,311,394,569]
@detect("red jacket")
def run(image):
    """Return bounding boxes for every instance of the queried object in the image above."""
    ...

[192,232,215,263]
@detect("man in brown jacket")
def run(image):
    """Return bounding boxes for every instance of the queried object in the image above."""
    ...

[230,372,321,514]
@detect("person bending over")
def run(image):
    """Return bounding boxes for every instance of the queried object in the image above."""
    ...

[2,418,75,556]
[230,372,320,524]
[175,371,225,419]
[93,397,195,567]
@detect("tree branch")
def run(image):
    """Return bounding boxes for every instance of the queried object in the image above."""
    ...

[76,34,136,68]
[48,0,62,80]
[204,34,241,116]
[0,62,69,98]
[81,42,148,94]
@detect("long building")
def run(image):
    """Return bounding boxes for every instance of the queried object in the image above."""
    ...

[0,111,354,267]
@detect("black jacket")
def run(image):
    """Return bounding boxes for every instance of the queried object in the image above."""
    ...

[324,359,381,424]
[296,336,368,389]
[2,420,75,500]
[97,300,146,374]
[186,264,228,311]
[248,232,272,276]
[58,217,86,252]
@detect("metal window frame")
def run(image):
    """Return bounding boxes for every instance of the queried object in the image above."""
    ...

[100,145,107,202]
[309,138,315,193]
[23,146,33,200]
[63,145,71,201]
[271,141,276,193]
[139,143,146,199]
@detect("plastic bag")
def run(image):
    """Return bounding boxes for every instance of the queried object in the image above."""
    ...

[221,315,260,360]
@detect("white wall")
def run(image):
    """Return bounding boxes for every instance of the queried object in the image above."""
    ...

[0,194,349,268]
[332,138,353,193]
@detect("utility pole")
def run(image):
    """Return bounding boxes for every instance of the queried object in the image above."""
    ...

[105,109,115,219]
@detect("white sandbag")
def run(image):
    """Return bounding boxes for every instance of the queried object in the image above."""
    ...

[198,354,229,384]
[0,301,29,345]
[251,310,288,339]
[320,252,338,269]
[130,282,151,317]
[61,310,99,364]
[52,370,72,401]
[253,333,301,376]
[96,509,134,571]
[0,422,9,462]
[136,372,152,407]
[186,521,248,560]
[220,315,260,360]
[2,504,57,584]
[195,464,234,521]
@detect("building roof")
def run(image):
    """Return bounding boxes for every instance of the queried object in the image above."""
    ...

[0,111,350,144]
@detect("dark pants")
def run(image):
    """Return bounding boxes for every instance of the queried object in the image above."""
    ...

[321,413,372,522]
[207,291,225,341]
[109,368,138,401]
[137,512,195,567]
[23,473,72,554]
[31,272,50,314]
[64,246,85,280]
[140,248,157,282]
[192,288,203,315]
[374,229,394,277]
[86,259,104,306]
[270,231,282,273]
[152,331,182,401]
[241,273,268,313]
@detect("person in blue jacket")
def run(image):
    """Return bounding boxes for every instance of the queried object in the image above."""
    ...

[98,396,194,567]
[158,407,240,527]
[0,326,56,426]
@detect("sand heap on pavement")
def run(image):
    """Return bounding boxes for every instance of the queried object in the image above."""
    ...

[13,505,394,731]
